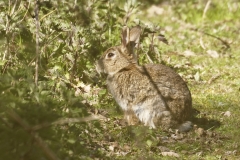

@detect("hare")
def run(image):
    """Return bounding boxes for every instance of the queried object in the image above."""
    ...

[96,26,192,132]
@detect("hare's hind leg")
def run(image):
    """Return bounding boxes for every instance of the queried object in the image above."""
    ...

[124,110,139,125]
[153,110,173,130]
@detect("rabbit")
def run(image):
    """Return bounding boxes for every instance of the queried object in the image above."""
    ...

[96,26,193,132]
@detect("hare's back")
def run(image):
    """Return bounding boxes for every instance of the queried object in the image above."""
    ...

[143,64,190,96]
[143,63,192,120]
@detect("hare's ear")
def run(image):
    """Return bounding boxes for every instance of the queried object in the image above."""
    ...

[121,26,130,47]
[129,25,141,45]
[121,26,141,57]
[121,26,141,47]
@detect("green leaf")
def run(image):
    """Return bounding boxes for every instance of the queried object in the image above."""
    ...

[67,139,76,144]
[146,139,152,148]
[0,60,6,66]
[99,89,107,95]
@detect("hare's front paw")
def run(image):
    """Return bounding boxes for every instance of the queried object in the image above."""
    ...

[124,110,139,125]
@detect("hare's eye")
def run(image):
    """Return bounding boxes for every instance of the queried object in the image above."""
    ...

[107,52,115,58]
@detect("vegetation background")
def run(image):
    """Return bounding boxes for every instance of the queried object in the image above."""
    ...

[0,0,239,159]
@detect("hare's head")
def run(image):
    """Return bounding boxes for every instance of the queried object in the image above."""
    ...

[96,26,141,76]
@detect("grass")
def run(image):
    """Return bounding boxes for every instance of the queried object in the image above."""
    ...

[93,0,240,159]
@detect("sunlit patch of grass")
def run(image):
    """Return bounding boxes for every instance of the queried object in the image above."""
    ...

[130,0,240,159]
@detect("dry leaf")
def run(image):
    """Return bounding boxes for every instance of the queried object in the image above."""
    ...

[171,133,184,140]
[158,146,170,152]
[157,34,169,45]
[83,84,91,93]
[147,5,164,17]
[123,145,131,151]
[115,151,130,156]
[207,50,219,58]
[195,128,206,137]
[225,150,237,155]
[194,71,200,81]
[109,145,115,151]
[182,50,196,57]
[223,111,231,117]
[161,151,180,157]
[74,88,81,96]
[208,73,221,84]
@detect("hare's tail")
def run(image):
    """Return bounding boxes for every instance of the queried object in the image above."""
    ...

[177,121,192,132]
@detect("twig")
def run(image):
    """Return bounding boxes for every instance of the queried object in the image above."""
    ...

[2,0,12,72]
[35,0,40,86]
[40,9,56,21]
[7,110,60,160]
[202,0,211,21]
[174,18,231,50]
[208,73,221,84]
[10,0,18,16]
[145,51,153,63]
[19,0,31,23]
[145,34,154,63]
[200,0,211,50]
[201,31,230,49]
[190,28,231,50]
[32,115,106,131]
[199,36,205,50]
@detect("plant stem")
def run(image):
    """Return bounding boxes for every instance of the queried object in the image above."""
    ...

[35,0,40,86]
